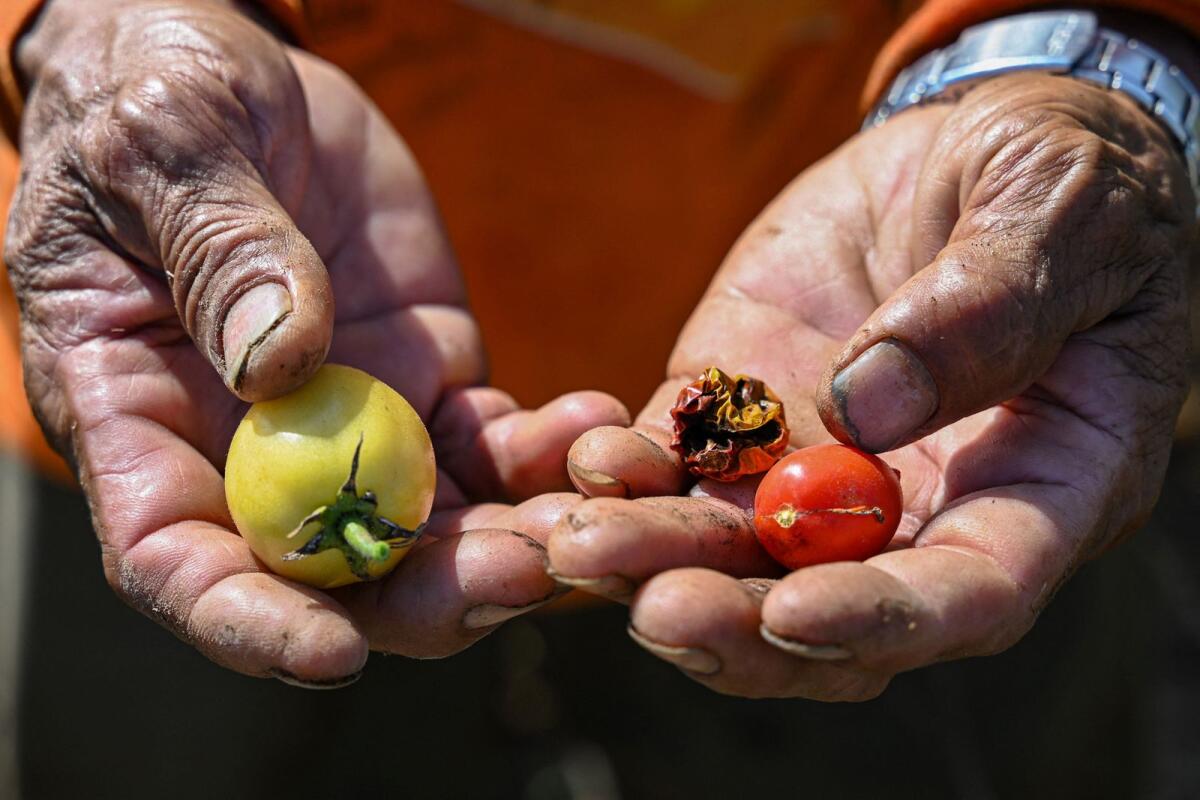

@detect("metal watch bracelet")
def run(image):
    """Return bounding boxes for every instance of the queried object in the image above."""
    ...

[865,10,1200,212]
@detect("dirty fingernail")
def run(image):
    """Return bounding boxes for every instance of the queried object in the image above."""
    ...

[546,567,637,602]
[567,461,629,498]
[627,625,721,675]
[830,339,937,452]
[270,668,363,689]
[759,624,852,661]
[739,578,777,597]
[223,282,292,389]
[463,600,545,630]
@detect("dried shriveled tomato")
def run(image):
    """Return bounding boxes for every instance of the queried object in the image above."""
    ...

[669,367,788,481]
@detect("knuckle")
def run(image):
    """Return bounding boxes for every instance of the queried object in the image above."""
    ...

[953,101,1190,323]
[973,121,1112,222]
[81,68,285,270]
[965,94,1188,238]
[103,71,232,185]
[34,18,284,198]
[87,66,269,202]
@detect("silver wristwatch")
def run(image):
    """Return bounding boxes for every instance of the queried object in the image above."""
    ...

[865,10,1200,208]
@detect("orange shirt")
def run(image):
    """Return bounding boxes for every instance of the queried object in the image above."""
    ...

[2,0,1199,480]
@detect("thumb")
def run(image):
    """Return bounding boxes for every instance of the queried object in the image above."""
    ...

[817,96,1187,452]
[159,176,333,402]
[97,71,334,401]
[187,208,334,402]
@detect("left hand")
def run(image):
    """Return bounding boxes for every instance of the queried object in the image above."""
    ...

[548,73,1195,699]
[5,2,629,685]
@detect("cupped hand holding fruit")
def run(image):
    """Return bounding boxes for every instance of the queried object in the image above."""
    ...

[550,71,1195,699]
[6,0,628,685]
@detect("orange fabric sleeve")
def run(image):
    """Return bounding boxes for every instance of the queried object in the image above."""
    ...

[0,0,309,145]
[0,0,41,146]
[866,0,1200,109]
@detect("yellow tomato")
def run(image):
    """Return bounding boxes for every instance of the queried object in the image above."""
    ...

[225,364,436,589]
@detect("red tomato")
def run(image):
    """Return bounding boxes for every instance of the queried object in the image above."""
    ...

[753,444,902,569]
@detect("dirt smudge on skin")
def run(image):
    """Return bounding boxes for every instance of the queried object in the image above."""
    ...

[876,597,918,632]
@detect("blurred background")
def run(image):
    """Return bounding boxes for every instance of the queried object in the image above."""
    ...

[2,1,1200,797]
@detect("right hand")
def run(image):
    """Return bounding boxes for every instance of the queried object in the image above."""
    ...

[551,73,1194,699]
[5,0,628,685]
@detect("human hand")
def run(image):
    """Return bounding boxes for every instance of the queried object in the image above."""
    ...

[5,0,627,685]
[551,72,1194,699]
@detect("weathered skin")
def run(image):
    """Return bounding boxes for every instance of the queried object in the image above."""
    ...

[5,0,630,684]
[556,71,1196,700]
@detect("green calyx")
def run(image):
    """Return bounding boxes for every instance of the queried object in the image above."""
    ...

[281,435,424,580]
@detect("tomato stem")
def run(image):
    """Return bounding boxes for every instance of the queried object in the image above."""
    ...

[343,519,391,563]
[281,435,424,579]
